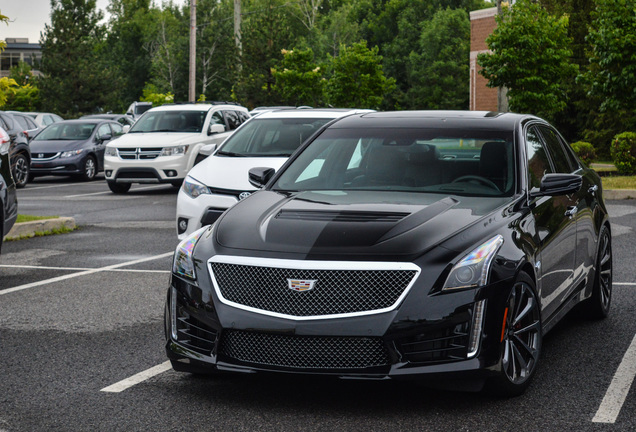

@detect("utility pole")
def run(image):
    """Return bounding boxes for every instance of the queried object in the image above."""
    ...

[189,0,197,102]
[234,0,242,70]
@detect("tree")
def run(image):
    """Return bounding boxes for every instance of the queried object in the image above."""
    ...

[406,7,470,109]
[477,0,577,122]
[271,47,324,106]
[324,41,395,109]
[39,0,119,116]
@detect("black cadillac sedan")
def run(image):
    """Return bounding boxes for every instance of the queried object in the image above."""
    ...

[165,111,611,396]
[29,119,123,181]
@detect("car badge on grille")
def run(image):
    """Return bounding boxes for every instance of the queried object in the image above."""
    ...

[38,154,44,158]
[287,279,316,292]
[238,192,251,200]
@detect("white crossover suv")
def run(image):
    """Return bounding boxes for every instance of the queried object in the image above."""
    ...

[104,103,249,193]
[176,108,372,238]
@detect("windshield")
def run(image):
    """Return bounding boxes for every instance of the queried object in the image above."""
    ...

[34,123,96,141]
[273,128,515,197]
[219,118,331,157]
[129,110,207,133]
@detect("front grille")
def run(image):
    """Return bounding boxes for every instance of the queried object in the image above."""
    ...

[115,168,159,179]
[210,261,418,318]
[116,147,163,160]
[219,330,390,369]
[32,152,60,161]
[175,306,217,355]
[396,319,471,364]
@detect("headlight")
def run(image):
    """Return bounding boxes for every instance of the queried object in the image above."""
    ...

[443,235,504,291]
[172,226,208,280]
[60,149,84,158]
[160,145,189,156]
[182,176,209,199]
[105,146,117,156]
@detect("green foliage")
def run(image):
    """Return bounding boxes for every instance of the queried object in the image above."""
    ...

[271,48,324,106]
[140,84,173,107]
[0,77,18,107]
[406,8,470,109]
[324,41,395,109]
[570,141,596,166]
[610,132,636,175]
[586,0,636,114]
[477,0,577,122]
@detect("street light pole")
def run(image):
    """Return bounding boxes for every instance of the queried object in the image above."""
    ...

[189,0,197,102]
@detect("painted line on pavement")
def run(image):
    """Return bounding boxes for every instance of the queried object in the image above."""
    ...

[101,361,172,393]
[0,252,172,296]
[614,282,636,286]
[24,183,86,191]
[65,185,168,198]
[592,334,636,423]
[0,264,170,273]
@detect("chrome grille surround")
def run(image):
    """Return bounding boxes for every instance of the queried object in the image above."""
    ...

[209,255,421,320]
[116,147,163,160]
[219,330,390,369]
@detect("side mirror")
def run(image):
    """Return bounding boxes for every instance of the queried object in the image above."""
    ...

[529,173,582,198]
[248,167,276,188]
[208,124,226,135]
[98,134,112,143]
[122,125,130,133]
[198,143,217,157]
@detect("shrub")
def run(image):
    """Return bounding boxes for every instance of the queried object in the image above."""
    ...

[570,141,596,166]
[610,132,636,175]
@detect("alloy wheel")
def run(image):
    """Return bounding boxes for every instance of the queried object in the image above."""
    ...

[13,154,29,187]
[597,229,612,311]
[84,157,96,180]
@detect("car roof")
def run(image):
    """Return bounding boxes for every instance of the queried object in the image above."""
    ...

[56,119,116,125]
[251,108,374,120]
[148,103,248,113]
[328,110,537,131]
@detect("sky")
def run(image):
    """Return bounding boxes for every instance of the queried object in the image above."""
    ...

[1,0,112,43]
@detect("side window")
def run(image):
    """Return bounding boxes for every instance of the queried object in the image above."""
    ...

[224,110,240,130]
[0,114,14,130]
[97,124,111,139]
[237,111,250,124]
[210,111,226,128]
[43,115,54,125]
[538,126,574,173]
[13,116,28,130]
[526,126,553,189]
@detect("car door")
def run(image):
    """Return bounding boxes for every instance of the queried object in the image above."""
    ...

[525,125,578,320]
[95,123,112,166]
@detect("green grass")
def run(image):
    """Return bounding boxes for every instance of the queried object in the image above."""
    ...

[16,214,59,223]
[602,176,636,190]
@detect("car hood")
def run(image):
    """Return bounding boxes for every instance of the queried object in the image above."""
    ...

[30,139,88,152]
[213,190,511,258]
[110,132,203,147]
[188,155,289,190]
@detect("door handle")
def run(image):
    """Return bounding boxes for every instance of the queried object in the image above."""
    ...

[565,206,578,218]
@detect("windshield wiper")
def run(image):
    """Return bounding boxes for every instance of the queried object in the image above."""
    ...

[216,150,247,157]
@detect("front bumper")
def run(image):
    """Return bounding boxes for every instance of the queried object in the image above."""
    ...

[104,154,191,183]
[164,269,512,383]
[31,155,86,176]
[176,188,246,239]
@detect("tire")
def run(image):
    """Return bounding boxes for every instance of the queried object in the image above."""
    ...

[487,272,542,397]
[107,181,131,194]
[580,225,612,319]
[80,156,97,181]
[12,153,30,188]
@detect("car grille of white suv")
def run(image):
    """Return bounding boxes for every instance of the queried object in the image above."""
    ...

[116,147,163,160]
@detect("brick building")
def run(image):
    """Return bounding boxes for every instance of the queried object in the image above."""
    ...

[469,7,500,111]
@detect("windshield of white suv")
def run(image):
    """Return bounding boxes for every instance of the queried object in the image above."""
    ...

[217,118,331,157]
[273,128,516,197]
[34,123,96,141]
[129,110,207,133]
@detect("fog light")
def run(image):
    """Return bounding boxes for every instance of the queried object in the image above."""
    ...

[467,299,486,358]
[105,170,112,177]
[177,217,188,234]
[164,170,177,177]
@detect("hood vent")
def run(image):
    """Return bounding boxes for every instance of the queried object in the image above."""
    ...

[275,210,410,223]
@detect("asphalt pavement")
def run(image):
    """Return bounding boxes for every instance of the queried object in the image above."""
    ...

[0,176,634,431]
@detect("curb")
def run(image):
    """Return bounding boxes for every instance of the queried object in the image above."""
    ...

[4,217,76,240]
[604,189,636,200]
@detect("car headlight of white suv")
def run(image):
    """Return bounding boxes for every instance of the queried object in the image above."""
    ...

[160,145,189,157]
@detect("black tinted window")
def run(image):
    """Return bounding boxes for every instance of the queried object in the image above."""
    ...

[526,126,553,189]
[224,110,240,130]
[538,126,574,173]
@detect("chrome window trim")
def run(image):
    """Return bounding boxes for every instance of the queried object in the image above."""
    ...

[208,255,421,321]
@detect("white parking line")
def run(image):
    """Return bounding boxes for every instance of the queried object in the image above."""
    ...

[65,185,169,198]
[614,282,636,286]
[592,334,636,423]
[0,264,170,273]
[24,183,87,191]
[101,361,172,393]
[0,252,172,296]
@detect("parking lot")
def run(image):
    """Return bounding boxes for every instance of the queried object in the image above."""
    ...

[1,176,635,431]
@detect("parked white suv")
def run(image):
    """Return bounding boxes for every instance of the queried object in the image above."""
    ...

[104,103,249,193]
[176,108,371,238]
